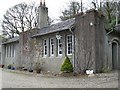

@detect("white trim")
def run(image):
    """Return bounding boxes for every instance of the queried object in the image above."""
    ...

[58,37,62,56]
[67,35,72,55]
[10,44,12,57]
[50,38,54,56]
[43,39,47,57]
[5,46,7,58]
[12,44,15,57]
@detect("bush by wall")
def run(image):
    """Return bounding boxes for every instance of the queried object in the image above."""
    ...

[61,56,73,73]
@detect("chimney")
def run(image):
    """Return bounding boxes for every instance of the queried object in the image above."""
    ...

[40,0,42,6]
[43,0,46,6]
[38,0,48,29]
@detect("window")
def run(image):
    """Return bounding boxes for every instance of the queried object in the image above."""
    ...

[43,39,47,56]
[5,46,8,57]
[7,45,10,57]
[58,37,62,56]
[5,44,16,58]
[50,38,54,56]
[67,35,72,55]
[10,45,12,57]
[7,46,9,57]
[12,45,15,57]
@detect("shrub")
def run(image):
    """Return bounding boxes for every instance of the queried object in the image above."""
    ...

[11,67,15,70]
[61,56,73,73]
[35,63,41,73]
[29,69,33,72]
[0,65,4,68]
[7,64,12,69]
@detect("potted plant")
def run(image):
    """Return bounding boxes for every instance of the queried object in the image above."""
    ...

[2,65,4,68]
[11,66,15,70]
[29,63,33,72]
[7,64,12,69]
[35,62,41,73]
[0,65,4,68]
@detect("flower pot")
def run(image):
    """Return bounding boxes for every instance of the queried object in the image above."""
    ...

[36,69,41,73]
[2,65,4,68]
[11,67,15,70]
[29,69,33,72]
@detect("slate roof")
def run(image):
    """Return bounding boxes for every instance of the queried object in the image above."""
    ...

[32,18,75,37]
[2,36,19,45]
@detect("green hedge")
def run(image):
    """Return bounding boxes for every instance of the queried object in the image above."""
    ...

[61,56,73,73]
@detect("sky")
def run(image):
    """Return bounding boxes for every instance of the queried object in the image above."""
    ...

[0,0,92,21]
[0,0,93,34]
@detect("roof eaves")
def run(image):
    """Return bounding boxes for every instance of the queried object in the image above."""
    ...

[32,23,74,38]
[2,37,19,45]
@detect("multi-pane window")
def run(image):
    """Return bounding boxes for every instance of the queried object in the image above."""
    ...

[5,46,8,57]
[67,35,72,55]
[5,44,15,57]
[43,39,47,56]
[6,46,8,57]
[10,45,12,57]
[58,37,62,56]
[7,45,10,57]
[12,45,15,57]
[50,38,54,56]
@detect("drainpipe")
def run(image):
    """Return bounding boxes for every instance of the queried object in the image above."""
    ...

[69,26,75,73]
[106,28,114,35]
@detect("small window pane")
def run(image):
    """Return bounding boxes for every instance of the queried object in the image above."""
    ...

[67,35,72,55]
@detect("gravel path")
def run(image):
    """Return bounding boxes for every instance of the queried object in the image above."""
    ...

[1,69,118,88]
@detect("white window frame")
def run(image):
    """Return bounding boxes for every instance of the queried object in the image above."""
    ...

[14,44,16,57]
[67,35,72,55]
[5,46,7,57]
[58,37,62,56]
[7,46,9,57]
[12,44,15,57]
[43,39,47,57]
[50,38,54,56]
[10,45,12,57]
[8,45,10,57]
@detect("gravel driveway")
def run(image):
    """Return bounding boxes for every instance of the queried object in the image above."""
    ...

[1,68,119,88]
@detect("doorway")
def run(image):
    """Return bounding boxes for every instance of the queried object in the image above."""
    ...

[112,42,118,69]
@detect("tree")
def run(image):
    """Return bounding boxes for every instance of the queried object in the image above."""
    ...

[25,3,38,30]
[59,1,81,21]
[91,0,120,29]
[2,3,38,38]
[61,56,73,73]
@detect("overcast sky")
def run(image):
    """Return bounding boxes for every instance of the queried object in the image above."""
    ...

[0,0,94,33]
[0,0,93,21]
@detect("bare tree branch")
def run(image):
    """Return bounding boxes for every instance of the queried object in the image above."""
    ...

[1,2,38,38]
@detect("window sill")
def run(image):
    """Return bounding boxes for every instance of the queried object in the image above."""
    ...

[67,54,72,56]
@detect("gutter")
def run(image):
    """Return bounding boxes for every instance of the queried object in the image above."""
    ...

[69,25,75,73]
[106,28,114,35]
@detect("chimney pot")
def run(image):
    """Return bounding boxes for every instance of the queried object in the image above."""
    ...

[43,0,46,6]
[40,0,42,6]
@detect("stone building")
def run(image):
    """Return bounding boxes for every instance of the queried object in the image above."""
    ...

[106,24,120,70]
[0,37,2,65]
[2,37,20,68]
[1,1,120,73]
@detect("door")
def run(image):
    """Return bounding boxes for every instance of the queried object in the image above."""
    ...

[112,42,118,69]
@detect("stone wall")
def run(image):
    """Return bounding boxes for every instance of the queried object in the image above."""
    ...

[19,29,73,73]
[75,9,106,73]
[106,24,120,70]
[33,30,73,73]
[0,39,2,65]
[19,30,34,69]
[2,42,20,68]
